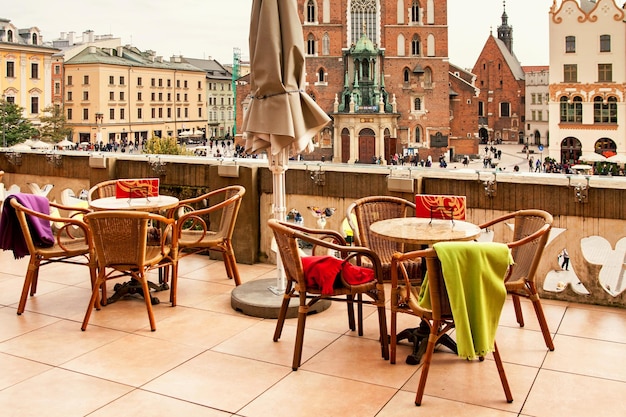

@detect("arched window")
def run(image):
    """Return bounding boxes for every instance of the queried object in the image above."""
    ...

[397,33,405,56]
[411,1,420,23]
[415,126,422,143]
[423,67,432,87]
[7,30,13,42]
[31,33,38,45]
[318,68,326,83]
[404,68,410,83]
[307,34,316,55]
[594,96,617,123]
[322,33,330,55]
[414,97,422,111]
[350,0,377,46]
[411,35,421,55]
[306,0,315,23]
[560,96,583,123]
[397,0,405,24]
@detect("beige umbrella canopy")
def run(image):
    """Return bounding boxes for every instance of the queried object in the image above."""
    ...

[243,0,330,156]
[242,0,330,293]
[579,152,606,162]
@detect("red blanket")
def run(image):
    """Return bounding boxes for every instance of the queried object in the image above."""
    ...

[302,256,375,295]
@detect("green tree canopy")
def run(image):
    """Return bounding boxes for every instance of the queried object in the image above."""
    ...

[1,100,39,147]
[143,136,191,155]
[38,104,72,143]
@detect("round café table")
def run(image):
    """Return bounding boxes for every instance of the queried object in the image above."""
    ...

[370,216,482,364]
[370,217,481,246]
[88,195,179,212]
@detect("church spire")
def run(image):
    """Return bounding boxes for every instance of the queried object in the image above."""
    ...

[497,0,513,53]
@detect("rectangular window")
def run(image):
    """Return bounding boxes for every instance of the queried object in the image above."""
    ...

[110,108,115,120]
[31,63,39,79]
[120,108,125,120]
[120,91,125,101]
[600,34,611,52]
[598,64,612,82]
[109,91,114,100]
[564,64,577,82]
[167,79,171,87]
[6,61,15,77]
[537,111,543,121]
[67,75,73,85]
[177,108,181,118]
[31,97,39,114]
[500,102,510,117]
[137,108,142,119]
[83,91,89,101]
[67,91,73,101]
[158,107,163,118]
[54,64,61,75]
[54,82,61,95]
[83,108,89,120]
[159,78,163,87]
[167,108,172,118]
[109,75,114,85]
[176,80,181,88]
[198,108,202,117]
[198,94,201,102]
[167,93,171,101]
[531,94,536,105]
[565,36,576,53]
[184,93,188,102]
[137,92,142,101]
[184,80,188,88]
[119,76,125,85]
[531,110,536,121]
[151,108,156,118]
[137,77,142,86]
[198,81,201,88]
[83,75,89,84]
[151,78,156,87]
[158,92,163,101]
[184,108,188,118]
[537,94,543,105]
[151,92,156,101]
[67,108,72,120]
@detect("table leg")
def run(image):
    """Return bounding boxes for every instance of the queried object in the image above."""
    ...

[397,320,457,365]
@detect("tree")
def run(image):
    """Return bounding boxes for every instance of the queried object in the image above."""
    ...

[38,104,72,143]
[143,136,191,155]
[0,100,38,147]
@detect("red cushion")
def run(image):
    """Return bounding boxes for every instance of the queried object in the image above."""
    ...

[302,256,375,295]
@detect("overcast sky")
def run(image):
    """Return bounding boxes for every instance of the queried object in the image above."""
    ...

[3,0,550,69]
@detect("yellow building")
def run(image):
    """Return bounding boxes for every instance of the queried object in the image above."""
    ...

[0,18,59,129]
[64,45,206,146]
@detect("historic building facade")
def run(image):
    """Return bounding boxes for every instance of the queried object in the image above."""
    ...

[548,0,626,164]
[63,46,206,145]
[237,0,480,164]
[524,65,550,147]
[472,5,526,145]
[0,18,58,129]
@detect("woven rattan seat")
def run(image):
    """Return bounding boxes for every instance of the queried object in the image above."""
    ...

[478,209,554,350]
[268,219,389,371]
[82,210,177,331]
[5,195,97,315]
[347,196,422,282]
[87,179,118,203]
[167,186,245,296]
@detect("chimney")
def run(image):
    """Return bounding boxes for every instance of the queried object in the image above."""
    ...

[68,31,75,45]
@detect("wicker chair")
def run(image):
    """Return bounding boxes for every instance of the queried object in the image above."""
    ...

[390,245,513,406]
[268,219,389,370]
[82,210,177,331]
[478,209,555,351]
[4,195,96,315]
[167,185,245,294]
[87,179,118,203]
[347,195,422,282]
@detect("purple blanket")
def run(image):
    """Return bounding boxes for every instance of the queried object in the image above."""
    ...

[0,193,54,259]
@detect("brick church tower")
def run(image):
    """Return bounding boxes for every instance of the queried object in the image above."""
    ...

[298,0,456,163]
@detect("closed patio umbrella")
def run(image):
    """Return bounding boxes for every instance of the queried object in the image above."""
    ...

[242,0,330,293]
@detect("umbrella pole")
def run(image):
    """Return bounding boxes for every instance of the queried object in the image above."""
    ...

[268,149,288,294]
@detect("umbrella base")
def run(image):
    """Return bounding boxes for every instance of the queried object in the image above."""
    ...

[231,278,331,319]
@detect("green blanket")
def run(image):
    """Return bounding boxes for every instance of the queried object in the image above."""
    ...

[419,242,513,360]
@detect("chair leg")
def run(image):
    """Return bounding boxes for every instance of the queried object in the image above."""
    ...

[492,341,514,403]
[30,266,40,296]
[346,294,356,331]
[225,249,241,286]
[291,301,309,371]
[357,293,364,336]
[82,273,105,330]
[415,321,439,406]
[273,293,291,342]
[139,274,156,331]
[511,294,525,327]
[528,287,555,351]
[169,261,178,306]
[17,259,38,315]
[390,310,397,364]
[377,303,389,360]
